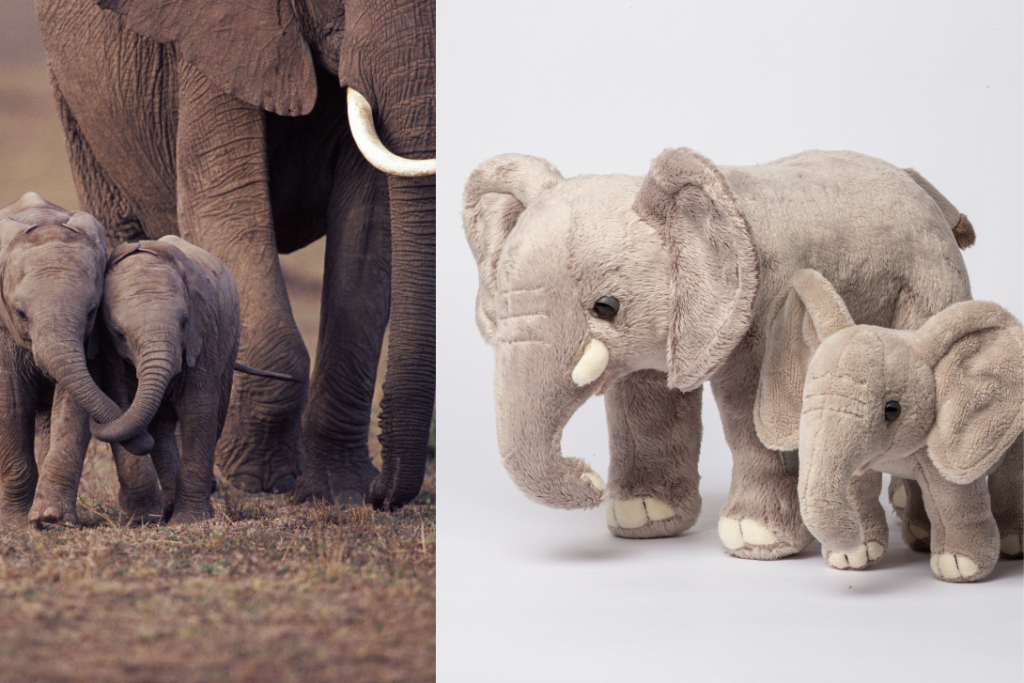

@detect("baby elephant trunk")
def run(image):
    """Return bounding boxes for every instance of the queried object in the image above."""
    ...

[91,348,176,445]
[797,407,869,553]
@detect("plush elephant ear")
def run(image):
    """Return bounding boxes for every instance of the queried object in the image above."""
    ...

[462,154,563,343]
[95,0,316,116]
[754,269,856,450]
[632,148,758,392]
[911,301,1024,484]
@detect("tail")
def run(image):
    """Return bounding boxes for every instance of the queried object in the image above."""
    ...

[903,168,975,249]
[233,361,306,383]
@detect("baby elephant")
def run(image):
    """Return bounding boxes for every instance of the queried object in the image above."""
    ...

[90,236,301,524]
[754,269,1022,583]
[0,193,111,525]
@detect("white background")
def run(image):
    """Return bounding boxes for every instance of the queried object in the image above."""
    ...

[436,1,1023,680]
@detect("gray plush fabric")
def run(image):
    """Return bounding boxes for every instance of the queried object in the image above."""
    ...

[755,269,1023,582]
[463,148,975,555]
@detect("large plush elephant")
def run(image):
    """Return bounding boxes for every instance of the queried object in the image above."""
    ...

[0,193,111,525]
[462,148,975,559]
[87,236,304,523]
[36,0,435,509]
[753,269,1023,582]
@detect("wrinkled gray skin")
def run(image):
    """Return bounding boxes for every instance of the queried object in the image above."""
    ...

[37,0,435,510]
[0,193,110,526]
[90,236,241,524]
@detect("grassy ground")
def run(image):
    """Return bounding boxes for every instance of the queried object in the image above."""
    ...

[0,12,434,680]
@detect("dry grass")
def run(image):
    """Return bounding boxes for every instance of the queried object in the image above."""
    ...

[0,17,435,682]
[0,443,436,683]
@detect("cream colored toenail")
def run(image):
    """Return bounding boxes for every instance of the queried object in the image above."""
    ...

[866,542,884,561]
[612,499,648,529]
[1000,535,1022,556]
[828,551,850,569]
[643,498,676,522]
[581,471,605,492]
[909,523,929,540]
[739,519,777,546]
[718,517,744,550]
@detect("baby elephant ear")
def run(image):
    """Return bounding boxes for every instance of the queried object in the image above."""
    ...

[754,269,855,450]
[633,148,758,392]
[462,154,563,343]
[912,301,1024,484]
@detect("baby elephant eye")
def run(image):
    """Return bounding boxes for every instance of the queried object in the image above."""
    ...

[592,296,620,320]
[884,401,901,422]
[15,308,27,321]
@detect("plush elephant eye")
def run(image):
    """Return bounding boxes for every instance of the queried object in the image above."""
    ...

[884,401,901,422]
[592,296,620,320]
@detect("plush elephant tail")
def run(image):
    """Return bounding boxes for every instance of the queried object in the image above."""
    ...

[233,361,307,383]
[903,167,976,249]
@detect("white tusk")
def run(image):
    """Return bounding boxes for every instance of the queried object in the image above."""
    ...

[571,338,609,387]
[347,88,436,177]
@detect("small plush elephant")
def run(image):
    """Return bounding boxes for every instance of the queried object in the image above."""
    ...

[0,193,113,525]
[754,269,1023,582]
[89,236,301,523]
[463,148,976,559]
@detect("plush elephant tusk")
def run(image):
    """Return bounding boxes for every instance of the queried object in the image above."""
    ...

[571,338,609,387]
[347,89,436,177]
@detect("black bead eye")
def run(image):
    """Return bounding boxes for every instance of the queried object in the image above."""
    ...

[592,296,619,320]
[884,401,901,422]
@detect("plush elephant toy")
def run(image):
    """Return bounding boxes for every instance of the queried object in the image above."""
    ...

[0,193,115,525]
[753,269,1022,582]
[85,236,305,523]
[37,0,435,509]
[463,148,976,560]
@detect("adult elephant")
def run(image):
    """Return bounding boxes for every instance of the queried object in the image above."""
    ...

[37,0,435,509]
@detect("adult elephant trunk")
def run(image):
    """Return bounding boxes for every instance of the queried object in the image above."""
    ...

[90,343,176,445]
[369,174,435,509]
[489,341,605,510]
[797,406,869,553]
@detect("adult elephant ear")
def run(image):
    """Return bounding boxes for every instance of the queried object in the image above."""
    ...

[753,269,856,450]
[462,154,563,342]
[911,301,1024,484]
[95,0,316,116]
[633,148,759,393]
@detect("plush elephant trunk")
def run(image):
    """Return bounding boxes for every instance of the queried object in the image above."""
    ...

[797,404,869,553]
[90,344,176,445]
[491,342,605,510]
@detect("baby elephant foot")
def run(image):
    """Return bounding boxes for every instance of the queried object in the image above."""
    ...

[930,553,991,583]
[999,534,1023,559]
[168,503,214,525]
[718,516,812,560]
[605,497,694,539]
[118,488,165,525]
[28,498,78,527]
[822,542,885,570]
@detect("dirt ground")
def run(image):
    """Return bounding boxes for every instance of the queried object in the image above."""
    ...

[0,3,434,680]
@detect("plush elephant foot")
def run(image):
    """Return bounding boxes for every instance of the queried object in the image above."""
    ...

[28,497,78,527]
[999,534,1023,559]
[929,552,991,583]
[822,542,885,570]
[118,488,165,525]
[900,519,932,552]
[605,496,697,539]
[717,515,813,560]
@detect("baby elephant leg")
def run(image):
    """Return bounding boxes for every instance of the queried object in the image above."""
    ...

[603,371,702,539]
[169,388,218,524]
[988,433,1023,559]
[918,459,1000,583]
[29,385,90,526]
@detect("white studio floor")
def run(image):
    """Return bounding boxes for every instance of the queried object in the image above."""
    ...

[438,398,1023,682]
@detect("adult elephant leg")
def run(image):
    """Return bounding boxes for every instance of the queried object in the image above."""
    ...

[29,384,90,525]
[175,62,309,494]
[369,176,435,510]
[604,371,702,539]
[294,150,390,505]
[713,355,814,560]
